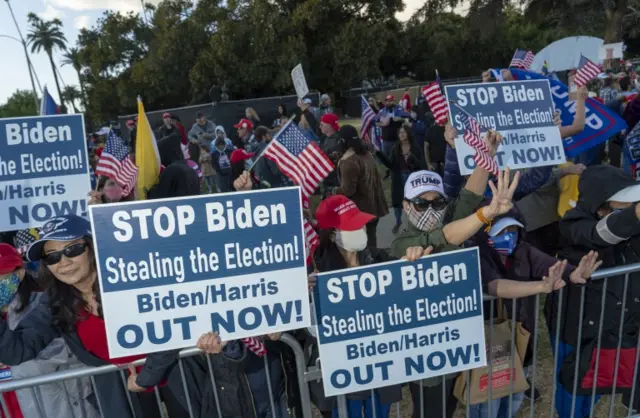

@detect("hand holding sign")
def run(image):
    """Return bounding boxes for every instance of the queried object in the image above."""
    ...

[127,365,146,392]
[402,246,434,262]
[197,332,227,354]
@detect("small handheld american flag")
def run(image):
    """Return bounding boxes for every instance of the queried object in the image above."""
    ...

[360,95,380,151]
[301,195,319,263]
[263,121,334,198]
[14,229,39,257]
[574,55,601,88]
[459,112,499,176]
[96,130,139,196]
[509,49,535,70]
[422,82,449,126]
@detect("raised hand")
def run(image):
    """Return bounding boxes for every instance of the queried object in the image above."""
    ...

[444,123,457,148]
[233,171,253,191]
[484,168,521,219]
[569,251,602,284]
[541,260,568,293]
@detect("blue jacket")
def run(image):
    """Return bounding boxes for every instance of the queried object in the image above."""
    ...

[443,146,552,200]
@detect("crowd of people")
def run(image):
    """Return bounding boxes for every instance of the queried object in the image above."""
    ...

[2,63,640,418]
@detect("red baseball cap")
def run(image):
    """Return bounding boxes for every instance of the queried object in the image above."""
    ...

[0,244,23,275]
[315,195,375,232]
[386,95,395,101]
[162,112,172,119]
[230,149,255,164]
[234,118,254,131]
[320,113,340,131]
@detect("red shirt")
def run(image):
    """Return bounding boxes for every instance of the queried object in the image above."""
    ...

[76,313,165,391]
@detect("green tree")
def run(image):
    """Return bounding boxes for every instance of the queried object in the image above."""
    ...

[61,48,88,110]
[61,85,82,113]
[26,13,68,113]
[0,90,38,118]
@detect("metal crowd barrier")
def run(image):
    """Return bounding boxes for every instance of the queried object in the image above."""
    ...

[1,262,640,418]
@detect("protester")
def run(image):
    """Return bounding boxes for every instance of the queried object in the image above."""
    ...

[157,112,177,139]
[308,194,428,418]
[186,141,203,183]
[0,215,206,418]
[316,93,334,118]
[319,113,342,195]
[599,75,619,102]
[199,144,216,193]
[331,125,388,249]
[546,165,640,417]
[235,118,256,152]
[272,104,288,128]
[391,164,520,418]
[299,112,319,143]
[230,149,259,187]
[251,126,284,188]
[376,95,410,162]
[400,87,412,111]
[211,136,234,193]
[212,125,234,150]
[88,176,134,205]
[148,138,201,199]
[0,243,100,418]
[469,211,601,418]
[245,107,261,127]
[376,124,426,234]
[409,105,427,158]
[188,112,216,148]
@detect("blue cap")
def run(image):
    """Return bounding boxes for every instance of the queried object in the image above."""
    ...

[26,215,92,262]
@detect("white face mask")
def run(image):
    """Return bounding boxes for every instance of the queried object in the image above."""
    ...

[335,228,368,252]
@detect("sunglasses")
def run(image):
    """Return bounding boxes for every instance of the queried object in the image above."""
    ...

[409,197,448,212]
[43,243,88,266]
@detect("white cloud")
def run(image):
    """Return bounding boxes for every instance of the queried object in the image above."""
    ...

[74,15,91,29]
[49,0,163,13]
[39,4,65,20]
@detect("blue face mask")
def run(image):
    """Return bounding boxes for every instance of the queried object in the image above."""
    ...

[488,231,519,256]
[0,273,21,309]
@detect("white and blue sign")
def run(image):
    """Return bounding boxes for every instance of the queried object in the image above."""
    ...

[89,187,311,357]
[511,68,628,159]
[313,248,486,396]
[446,80,566,175]
[0,114,90,232]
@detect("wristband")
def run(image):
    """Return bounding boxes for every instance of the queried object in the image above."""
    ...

[476,208,493,231]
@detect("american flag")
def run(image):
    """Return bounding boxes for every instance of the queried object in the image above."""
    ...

[14,229,39,256]
[574,55,601,88]
[263,121,334,197]
[509,49,535,69]
[422,82,449,126]
[361,95,379,151]
[96,130,139,196]
[242,337,266,357]
[459,112,499,176]
[301,195,319,262]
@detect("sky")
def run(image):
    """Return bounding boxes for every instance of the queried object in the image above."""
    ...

[0,0,429,105]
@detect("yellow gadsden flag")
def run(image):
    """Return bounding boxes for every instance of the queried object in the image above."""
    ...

[135,97,161,199]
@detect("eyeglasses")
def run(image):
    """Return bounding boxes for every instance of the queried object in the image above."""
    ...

[409,197,448,212]
[43,243,88,266]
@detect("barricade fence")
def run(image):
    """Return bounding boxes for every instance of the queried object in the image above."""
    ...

[1,262,640,418]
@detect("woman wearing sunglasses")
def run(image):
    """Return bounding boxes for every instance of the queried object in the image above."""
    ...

[0,215,224,418]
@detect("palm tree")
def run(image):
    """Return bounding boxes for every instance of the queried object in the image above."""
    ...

[26,13,68,113]
[61,85,81,113]
[61,47,88,111]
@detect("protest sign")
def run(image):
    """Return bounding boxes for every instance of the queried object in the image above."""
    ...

[291,64,309,99]
[90,187,310,357]
[511,69,628,158]
[313,248,485,396]
[446,80,565,175]
[0,114,90,232]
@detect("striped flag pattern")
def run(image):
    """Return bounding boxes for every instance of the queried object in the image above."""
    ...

[302,196,319,262]
[242,337,266,357]
[96,130,139,196]
[422,82,449,126]
[361,95,380,151]
[14,229,39,256]
[264,121,334,197]
[574,55,601,88]
[460,113,499,176]
[509,49,535,69]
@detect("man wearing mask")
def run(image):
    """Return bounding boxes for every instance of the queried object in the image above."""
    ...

[545,165,640,417]
[376,95,410,159]
[188,112,216,148]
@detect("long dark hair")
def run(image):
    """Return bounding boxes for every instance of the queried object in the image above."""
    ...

[14,272,41,313]
[188,142,201,163]
[40,239,103,333]
[342,133,368,155]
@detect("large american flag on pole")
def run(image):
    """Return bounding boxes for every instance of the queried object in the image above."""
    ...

[96,130,139,196]
[459,112,499,176]
[422,82,449,126]
[263,121,334,197]
[509,49,535,69]
[360,95,380,151]
[574,55,601,88]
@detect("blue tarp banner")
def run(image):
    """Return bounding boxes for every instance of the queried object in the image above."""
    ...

[90,187,311,357]
[313,248,486,396]
[510,69,628,158]
[0,114,90,232]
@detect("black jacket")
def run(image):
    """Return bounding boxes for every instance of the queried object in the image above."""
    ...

[545,165,640,346]
[0,293,179,418]
[252,140,285,187]
[377,140,427,207]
